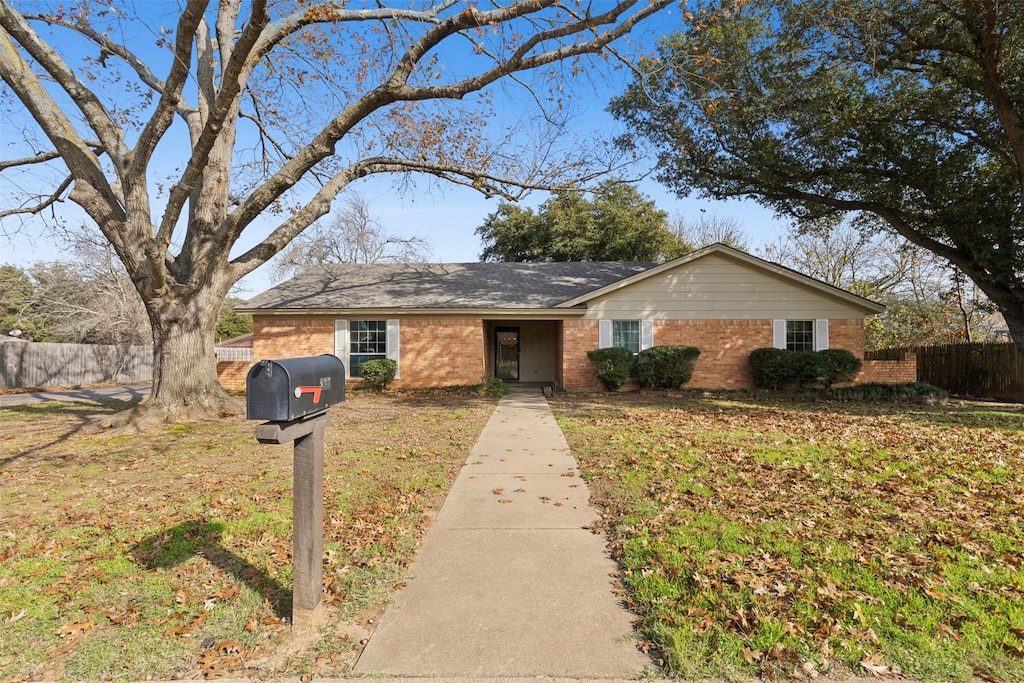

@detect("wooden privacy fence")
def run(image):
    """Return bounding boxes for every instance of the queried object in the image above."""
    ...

[869,342,1024,402]
[0,341,152,389]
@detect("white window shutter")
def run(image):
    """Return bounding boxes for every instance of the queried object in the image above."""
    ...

[387,319,401,378]
[641,320,655,350]
[772,319,787,349]
[815,319,830,351]
[335,320,350,379]
[598,319,612,348]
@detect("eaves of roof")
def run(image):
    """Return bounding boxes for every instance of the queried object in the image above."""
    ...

[240,306,589,318]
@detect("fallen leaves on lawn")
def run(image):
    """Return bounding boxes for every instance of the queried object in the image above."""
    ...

[860,653,904,678]
[554,395,1024,681]
[57,619,94,637]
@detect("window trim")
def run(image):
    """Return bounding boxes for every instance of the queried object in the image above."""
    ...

[773,318,829,352]
[599,319,654,352]
[335,319,400,379]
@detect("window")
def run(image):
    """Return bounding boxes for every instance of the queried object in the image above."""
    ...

[349,320,387,378]
[599,319,653,353]
[773,319,829,352]
[612,320,641,354]
[786,320,815,351]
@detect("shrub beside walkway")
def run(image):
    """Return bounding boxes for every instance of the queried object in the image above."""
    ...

[354,388,653,677]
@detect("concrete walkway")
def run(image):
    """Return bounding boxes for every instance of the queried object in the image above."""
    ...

[354,388,653,678]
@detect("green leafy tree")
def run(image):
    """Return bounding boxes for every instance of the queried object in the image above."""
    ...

[0,264,52,341]
[478,180,690,262]
[0,1,673,425]
[611,0,1024,353]
[215,297,253,343]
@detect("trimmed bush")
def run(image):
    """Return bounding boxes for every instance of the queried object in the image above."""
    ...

[817,348,863,388]
[586,347,634,391]
[635,345,701,389]
[359,358,397,392]
[751,347,867,390]
[750,348,809,389]
[749,348,822,389]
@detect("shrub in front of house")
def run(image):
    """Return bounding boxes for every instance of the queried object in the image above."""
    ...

[359,358,397,392]
[635,345,701,389]
[817,348,863,388]
[749,348,822,389]
[587,347,635,391]
[750,347,865,389]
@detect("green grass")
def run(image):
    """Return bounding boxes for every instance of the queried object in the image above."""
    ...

[553,395,1024,682]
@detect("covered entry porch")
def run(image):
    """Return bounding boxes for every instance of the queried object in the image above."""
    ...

[483,320,563,386]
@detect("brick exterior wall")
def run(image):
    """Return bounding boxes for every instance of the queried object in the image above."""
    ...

[217,360,250,391]
[397,319,485,388]
[251,316,485,389]
[653,319,774,389]
[828,319,865,360]
[253,316,335,360]
[561,318,872,391]
[250,314,899,392]
[561,319,602,390]
[857,354,917,384]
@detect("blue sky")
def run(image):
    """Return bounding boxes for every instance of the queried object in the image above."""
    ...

[0,1,793,298]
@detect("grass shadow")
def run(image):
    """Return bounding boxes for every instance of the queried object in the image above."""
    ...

[131,519,291,618]
[0,399,140,469]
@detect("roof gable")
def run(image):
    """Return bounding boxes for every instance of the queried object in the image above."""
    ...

[556,243,885,314]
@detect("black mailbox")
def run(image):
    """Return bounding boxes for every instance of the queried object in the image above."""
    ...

[247,355,345,422]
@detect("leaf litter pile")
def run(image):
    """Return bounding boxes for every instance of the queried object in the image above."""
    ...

[0,391,495,681]
[552,395,1024,682]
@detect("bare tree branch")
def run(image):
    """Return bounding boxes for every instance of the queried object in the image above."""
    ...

[0,175,72,220]
[0,3,127,169]
[22,11,194,119]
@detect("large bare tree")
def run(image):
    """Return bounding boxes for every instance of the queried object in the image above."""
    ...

[0,0,672,425]
[270,194,431,282]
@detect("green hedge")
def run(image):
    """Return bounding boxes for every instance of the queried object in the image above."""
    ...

[749,348,862,390]
[359,358,397,392]
[817,348,863,388]
[586,347,634,391]
[635,345,701,389]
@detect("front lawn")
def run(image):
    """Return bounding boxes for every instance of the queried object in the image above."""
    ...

[0,391,496,681]
[552,395,1024,682]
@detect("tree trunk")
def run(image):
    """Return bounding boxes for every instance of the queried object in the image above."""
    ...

[1004,308,1024,358]
[103,280,242,428]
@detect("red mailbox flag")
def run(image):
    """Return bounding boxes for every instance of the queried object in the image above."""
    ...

[294,386,322,403]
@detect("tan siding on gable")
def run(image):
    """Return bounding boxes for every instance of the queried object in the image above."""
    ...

[582,253,869,320]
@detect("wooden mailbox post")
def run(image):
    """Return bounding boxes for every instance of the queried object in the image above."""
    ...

[247,356,344,635]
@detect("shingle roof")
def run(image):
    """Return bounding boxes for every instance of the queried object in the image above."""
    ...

[242,261,656,311]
